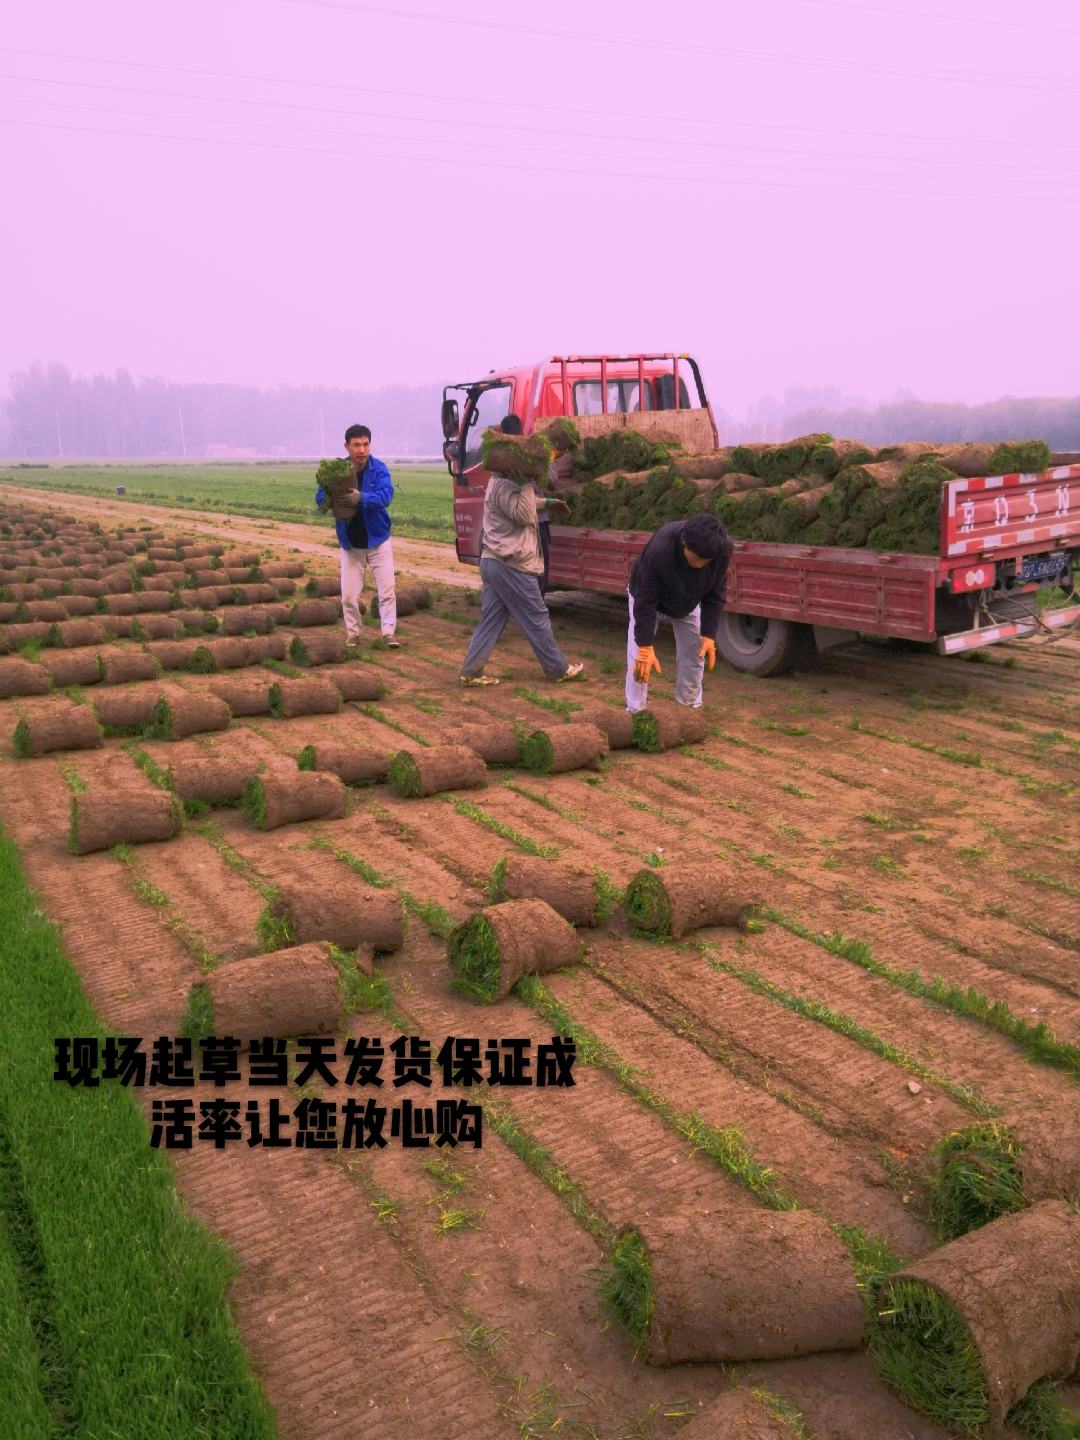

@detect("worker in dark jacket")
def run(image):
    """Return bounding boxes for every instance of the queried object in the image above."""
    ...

[626,512,733,712]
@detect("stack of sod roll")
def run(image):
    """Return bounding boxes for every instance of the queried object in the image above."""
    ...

[549,427,1053,557]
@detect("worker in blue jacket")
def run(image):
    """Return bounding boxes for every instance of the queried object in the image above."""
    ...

[316,424,399,647]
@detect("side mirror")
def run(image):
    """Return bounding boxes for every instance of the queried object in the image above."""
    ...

[441,398,460,438]
[443,437,460,479]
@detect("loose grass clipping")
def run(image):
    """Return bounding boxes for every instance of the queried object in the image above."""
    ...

[296,740,390,784]
[206,940,343,1038]
[631,700,708,753]
[872,1200,1080,1433]
[605,1213,862,1365]
[151,692,230,740]
[454,720,520,765]
[69,788,182,854]
[448,897,581,1003]
[495,854,603,927]
[14,703,103,757]
[626,862,758,940]
[260,878,404,953]
[389,744,486,798]
[268,677,341,718]
[521,722,608,775]
[241,771,347,830]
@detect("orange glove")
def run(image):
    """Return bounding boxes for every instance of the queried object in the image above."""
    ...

[698,636,716,671]
[633,646,661,685]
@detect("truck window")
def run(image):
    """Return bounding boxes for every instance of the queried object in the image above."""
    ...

[655,373,694,409]
[573,379,655,415]
[462,384,512,470]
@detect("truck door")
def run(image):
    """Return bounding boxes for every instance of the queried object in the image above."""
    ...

[454,382,514,563]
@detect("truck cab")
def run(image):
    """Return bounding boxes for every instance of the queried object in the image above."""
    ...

[441,354,718,566]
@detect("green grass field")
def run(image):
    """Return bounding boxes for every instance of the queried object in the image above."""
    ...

[0,463,455,543]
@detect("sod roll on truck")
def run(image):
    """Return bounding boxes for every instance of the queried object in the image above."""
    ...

[440,354,1080,675]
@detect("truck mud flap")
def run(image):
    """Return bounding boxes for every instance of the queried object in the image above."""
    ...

[938,602,1080,655]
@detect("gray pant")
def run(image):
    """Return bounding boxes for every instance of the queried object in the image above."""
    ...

[461,557,569,679]
[625,593,704,711]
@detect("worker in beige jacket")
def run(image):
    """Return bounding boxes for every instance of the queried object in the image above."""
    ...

[459,415,585,687]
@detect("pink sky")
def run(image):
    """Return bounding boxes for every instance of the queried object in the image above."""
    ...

[2,0,1077,416]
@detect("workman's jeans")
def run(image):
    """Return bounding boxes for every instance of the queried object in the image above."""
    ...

[341,539,396,638]
[461,558,569,679]
[625,593,704,711]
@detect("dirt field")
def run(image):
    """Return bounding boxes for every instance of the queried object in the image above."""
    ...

[4,486,1080,1439]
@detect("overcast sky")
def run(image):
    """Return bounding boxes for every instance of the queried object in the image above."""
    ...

[2,0,1077,415]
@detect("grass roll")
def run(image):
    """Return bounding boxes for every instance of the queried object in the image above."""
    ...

[206,941,343,1039]
[55,620,107,648]
[289,631,346,667]
[0,657,50,698]
[809,439,873,477]
[389,744,486,798]
[151,692,230,740]
[69,788,181,854]
[572,706,635,750]
[145,640,213,671]
[207,675,272,716]
[626,862,758,940]
[755,434,829,484]
[246,633,287,662]
[494,854,605,926]
[167,750,259,805]
[92,684,161,730]
[872,1201,1080,1433]
[14,704,103,757]
[289,599,340,627]
[605,1214,862,1365]
[46,651,102,687]
[259,878,404,953]
[631,701,705,753]
[482,428,553,481]
[99,649,158,684]
[329,664,383,702]
[454,719,520,765]
[241,771,347,830]
[205,637,251,670]
[222,607,274,636]
[992,441,1051,474]
[447,897,582,1003]
[296,740,391,783]
[303,576,341,598]
[729,443,769,476]
[929,1123,1026,1241]
[269,676,341,718]
[521,722,608,775]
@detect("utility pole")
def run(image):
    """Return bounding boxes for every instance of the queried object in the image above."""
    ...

[178,403,187,457]
[320,406,325,455]
[55,410,63,457]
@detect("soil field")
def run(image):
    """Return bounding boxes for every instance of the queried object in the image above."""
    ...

[3,485,1080,1438]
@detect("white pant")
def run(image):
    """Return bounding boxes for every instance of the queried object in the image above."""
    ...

[341,540,396,637]
[625,593,704,711]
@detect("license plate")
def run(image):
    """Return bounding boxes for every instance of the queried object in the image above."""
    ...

[1020,555,1067,583]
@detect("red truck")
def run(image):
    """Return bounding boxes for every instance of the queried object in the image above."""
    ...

[441,354,1080,675]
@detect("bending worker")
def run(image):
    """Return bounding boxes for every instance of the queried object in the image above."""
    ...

[627,511,733,712]
[316,423,399,648]
[459,415,585,687]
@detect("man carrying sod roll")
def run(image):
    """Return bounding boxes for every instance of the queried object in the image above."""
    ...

[626,512,733,712]
[315,423,399,649]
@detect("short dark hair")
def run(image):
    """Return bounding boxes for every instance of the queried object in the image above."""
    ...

[499,414,523,436]
[682,512,724,559]
[345,424,371,443]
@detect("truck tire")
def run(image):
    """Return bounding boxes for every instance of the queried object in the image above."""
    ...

[715,613,812,677]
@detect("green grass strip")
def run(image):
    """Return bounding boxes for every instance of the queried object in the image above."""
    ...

[122,741,171,789]
[447,797,559,856]
[0,826,277,1438]
[765,909,1080,1084]
[306,836,455,939]
[597,1229,654,1354]
[514,975,797,1209]
[193,820,279,902]
[707,952,993,1117]
[112,843,221,974]
[871,1279,988,1432]
[1015,868,1080,901]
[846,716,1043,786]
[0,1189,53,1438]
[512,686,583,716]
[361,704,432,747]
[750,1388,813,1439]
[929,1122,1026,1241]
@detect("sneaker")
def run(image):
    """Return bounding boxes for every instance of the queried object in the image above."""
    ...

[459,673,499,686]
[555,662,587,682]
[385,636,401,649]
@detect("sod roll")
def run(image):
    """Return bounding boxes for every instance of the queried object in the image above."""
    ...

[135,615,182,640]
[496,855,601,927]
[92,684,160,729]
[69,788,181,854]
[269,677,341,718]
[296,740,391,783]
[874,1200,1080,1432]
[151,692,230,740]
[572,706,635,750]
[99,649,159,685]
[303,576,341,598]
[167,752,259,804]
[242,771,347,830]
[207,675,272,716]
[56,620,107,648]
[626,862,758,939]
[46,651,102,687]
[222,607,274,636]
[370,591,417,618]
[521,722,608,775]
[328,664,383,702]
[928,1122,1025,1242]
[246,633,287,662]
[146,640,212,671]
[809,438,873,477]
[481,428,553,481]
[289,631,346,667]
[14,704,103,757]
[264,878,404,953]
[674,1388,793,1440]
[206,637,252,670]
[389,744,486,798]
[290,599,340,627]
[611,1213,862,1365]
[0,658,47,698]
[453,720,520,765]
[206,941,342,1038]
[448,897,582,1002]
[631,701,705,753]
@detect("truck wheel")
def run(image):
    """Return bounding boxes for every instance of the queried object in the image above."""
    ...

[715,613,812,677]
